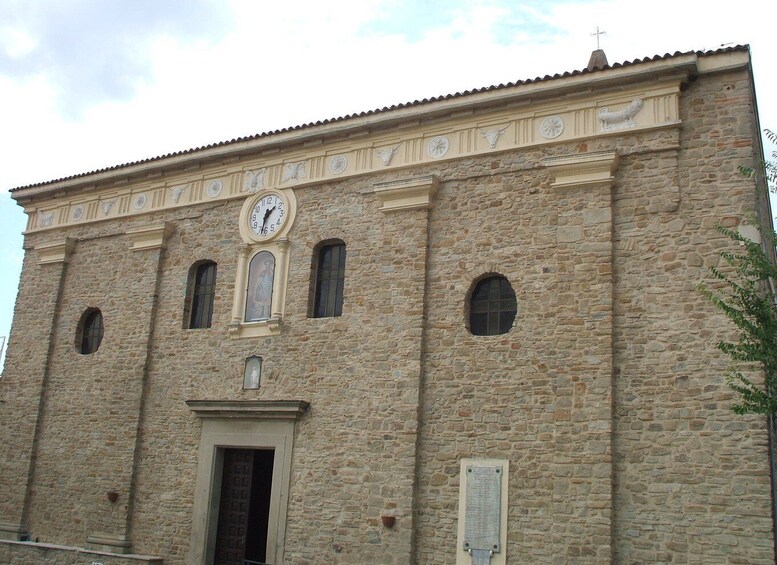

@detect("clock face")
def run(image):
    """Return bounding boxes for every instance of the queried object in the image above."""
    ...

[249,192,287,239]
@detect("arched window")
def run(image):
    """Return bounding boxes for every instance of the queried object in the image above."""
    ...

[246,251,275,322]
[78,308,104,354]
[185,261,217,329]
[311,242,346,318]
[469,276,517,336]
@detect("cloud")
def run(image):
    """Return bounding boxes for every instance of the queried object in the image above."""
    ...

[0,0,233,117]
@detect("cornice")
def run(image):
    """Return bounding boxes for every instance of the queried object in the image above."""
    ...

[544,151,620,190]
[126,222,174,251]
[35,238,74,265]
[186,400,310,420]
[374,175,439,212]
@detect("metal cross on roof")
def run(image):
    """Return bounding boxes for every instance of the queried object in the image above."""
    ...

[591,26,606,49]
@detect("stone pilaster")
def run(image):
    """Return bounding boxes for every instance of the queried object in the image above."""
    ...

[545,152,618,562]
[115,224,173,552]
[0,238,73,540]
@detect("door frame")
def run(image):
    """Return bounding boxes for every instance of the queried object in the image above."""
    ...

[186,400,309,565]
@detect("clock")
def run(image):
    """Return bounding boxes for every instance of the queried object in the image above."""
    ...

[248,191,288,240]
[239,188,296,245]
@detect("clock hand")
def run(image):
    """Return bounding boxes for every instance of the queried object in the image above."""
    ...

[261,206,276,232]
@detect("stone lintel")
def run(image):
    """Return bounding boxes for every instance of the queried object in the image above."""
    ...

[125,222,174,251]
[0,521,27,541]
[545,151,619,190]
[374,175,439,212]
[85,532,132,554]
[36,238,74,265]
[186,400,310,420]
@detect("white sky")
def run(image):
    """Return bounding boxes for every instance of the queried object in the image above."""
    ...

[1,0,775,368]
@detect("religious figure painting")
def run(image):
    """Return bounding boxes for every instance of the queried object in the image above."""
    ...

[245,250,275,322]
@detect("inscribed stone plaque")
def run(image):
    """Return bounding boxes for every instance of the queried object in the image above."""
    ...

[463,464,502,552]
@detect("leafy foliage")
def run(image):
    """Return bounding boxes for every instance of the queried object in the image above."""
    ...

[739,129,777,192]
[700,226,777,414]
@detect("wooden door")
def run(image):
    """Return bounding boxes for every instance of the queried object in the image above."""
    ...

[214,449,254,565]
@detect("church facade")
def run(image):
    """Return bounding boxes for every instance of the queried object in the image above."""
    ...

[0,46,774,564]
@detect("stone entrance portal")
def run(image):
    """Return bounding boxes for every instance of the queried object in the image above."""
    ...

[186,400,309,565]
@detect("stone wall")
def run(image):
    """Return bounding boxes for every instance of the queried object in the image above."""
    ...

[610,69,774,563]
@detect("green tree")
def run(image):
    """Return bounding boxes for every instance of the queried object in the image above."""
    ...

[740,129,777,192]
[701,129,777,414]
[700,225,777,414]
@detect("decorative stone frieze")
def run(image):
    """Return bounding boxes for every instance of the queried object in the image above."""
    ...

[376,145,400,166]
[282,161,306,183]
[38,210,54,227]
[18,81,683,235]
[427,136,450,159]
[101,199,116,216]
[205,179,222,198]
[329,155,347,175]
[540,116,564,139]
[169,184,188,203]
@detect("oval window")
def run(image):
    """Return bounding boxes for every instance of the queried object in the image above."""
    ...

[469,276,517,336]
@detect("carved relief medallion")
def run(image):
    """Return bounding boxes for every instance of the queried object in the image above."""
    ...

[133,193,148,210]
[39,211,54,227]
[101,200,116,216]
[599,99,643,131]
[170,184,188,203]
[479,126,508,148]
[243,169,266,193]
[329,155,347,175]
[206,179,223,198]
[282,162,306,183]
[427,136,450,159]
[72,205,84,221]
[376,146,399,166]
[540,116,564,139]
